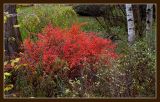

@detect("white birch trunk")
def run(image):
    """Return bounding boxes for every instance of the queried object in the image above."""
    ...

[146,4,153,48]
[125,4,135,45]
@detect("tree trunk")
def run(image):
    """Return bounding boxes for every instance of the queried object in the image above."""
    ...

[146,4,153,49]
[4,4,22,60]
[133,5,144,37]
[125,4,135,45]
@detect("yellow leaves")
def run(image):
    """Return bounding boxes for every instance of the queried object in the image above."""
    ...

[4,12,9,24]
[11,58,20,67]
[4,72,11,76]
[4,15,7,23]
[13,24,20,28]
[5,57,28,71]
[4,72,11,80]
[4,84,13,92]
[4,57,27,70]
[14,58,20,63]
[3,15,10,23]
[14,64,27,70]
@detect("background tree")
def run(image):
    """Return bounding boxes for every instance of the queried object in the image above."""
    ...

[146,4,153,49]
[4,4,22,60]
[73,5,125,41]
[125,4,135,45]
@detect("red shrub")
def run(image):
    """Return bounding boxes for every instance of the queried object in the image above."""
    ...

[22,24,118,74]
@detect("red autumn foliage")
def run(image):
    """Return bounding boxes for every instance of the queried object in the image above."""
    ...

[22,24,118,73]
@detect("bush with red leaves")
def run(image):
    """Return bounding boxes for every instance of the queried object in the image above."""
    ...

[22,23,118,74]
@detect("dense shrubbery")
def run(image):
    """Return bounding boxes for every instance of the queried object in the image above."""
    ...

[4,23,155,97]
[4,5,156,98]
[17,5,77,40]
[112,39,156,97]
[22,23,118,75]
[4,24,119,97]
[4,57,69,97]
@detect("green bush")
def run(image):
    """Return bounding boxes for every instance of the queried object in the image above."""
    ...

[17,5,77,40]
[4,57,70,97]
[114,39,156,97]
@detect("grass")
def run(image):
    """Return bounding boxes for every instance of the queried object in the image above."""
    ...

[78,16,105,32]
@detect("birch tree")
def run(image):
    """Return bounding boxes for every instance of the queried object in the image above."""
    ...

[125,4,135,45]
[146,4,153,49]
[125,4,136,96]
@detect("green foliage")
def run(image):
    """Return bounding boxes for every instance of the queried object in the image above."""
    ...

[17,5,77,40]
[148,21,156,50]
[78,17,104,32]
[114,39,156,97]
[4,57,70,97]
